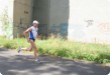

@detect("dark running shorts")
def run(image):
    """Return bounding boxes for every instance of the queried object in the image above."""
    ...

[29,38,35,42]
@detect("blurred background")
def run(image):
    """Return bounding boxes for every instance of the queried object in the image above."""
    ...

[0,0,110,44]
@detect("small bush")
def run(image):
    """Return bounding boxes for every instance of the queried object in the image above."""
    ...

[4,42,13,48]
[2,40,16,49]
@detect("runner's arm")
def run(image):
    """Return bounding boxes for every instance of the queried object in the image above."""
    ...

[23,27,32,39]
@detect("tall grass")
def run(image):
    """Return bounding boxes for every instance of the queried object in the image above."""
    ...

[0,36,110,64]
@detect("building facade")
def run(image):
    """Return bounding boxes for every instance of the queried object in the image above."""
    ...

[0,0,110,44]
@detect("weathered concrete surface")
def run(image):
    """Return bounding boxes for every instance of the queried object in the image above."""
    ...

[33,0,50,36]
[0,48,110,75]
[68,0,110,44]
[1,0,110,43]
[13,0,34,37]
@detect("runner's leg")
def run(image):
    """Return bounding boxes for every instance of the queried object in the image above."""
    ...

[29,40,38,59]
[26,43,33,51]
[18,39,33,53]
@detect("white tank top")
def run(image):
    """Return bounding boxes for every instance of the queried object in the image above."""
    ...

[29,26,38,39]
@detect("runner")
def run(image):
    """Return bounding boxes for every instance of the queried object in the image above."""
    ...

[18,20,40,63]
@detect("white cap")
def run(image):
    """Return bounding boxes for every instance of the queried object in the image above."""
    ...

[33,20,39,24]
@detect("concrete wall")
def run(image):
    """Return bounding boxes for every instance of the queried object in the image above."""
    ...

[1,0,110,44]
[33,0,69,37]
[13,0,33,37]
[68,0,110,44]
[33,0,50,36]
[49,0,69,37]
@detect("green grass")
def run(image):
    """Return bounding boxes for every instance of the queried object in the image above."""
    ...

[0,36,110,64]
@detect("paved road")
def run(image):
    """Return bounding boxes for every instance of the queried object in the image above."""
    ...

[0,48,110,75]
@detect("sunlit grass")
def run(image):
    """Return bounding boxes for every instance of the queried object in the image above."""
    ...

[0,36,110,64]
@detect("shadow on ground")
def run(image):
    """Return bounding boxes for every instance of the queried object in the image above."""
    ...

[0,48,110,75]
